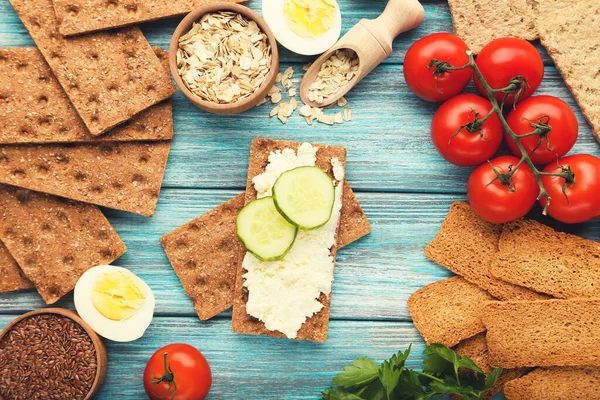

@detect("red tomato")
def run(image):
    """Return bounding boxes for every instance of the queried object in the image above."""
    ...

[431,94,503,166]
[143,344,212,400]
[404,33,472,102]
[506,96,578,165]
[467,155,538,223]
[540,154,600,223]
[475,38,544,105]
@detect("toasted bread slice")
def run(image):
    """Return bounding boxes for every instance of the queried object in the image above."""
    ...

[504,367,600,400]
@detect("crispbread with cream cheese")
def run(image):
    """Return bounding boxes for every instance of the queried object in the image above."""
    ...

[0,239,33,293]
[0,47,173,144]
[0,185,126,304]
[161,183,371,321]
[0,140,171,217]
[8,0,175,136]
[503,366,600,400]
[425,202,548,301]
[53,0,247,36]
[407,276,494,347]
[232,138,347,342]
[483,299,600,368]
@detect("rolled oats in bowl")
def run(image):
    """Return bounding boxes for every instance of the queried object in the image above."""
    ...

[176,11,273,104]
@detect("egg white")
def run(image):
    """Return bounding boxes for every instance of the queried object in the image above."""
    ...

[74,265,155,343]
[262,0,342,56]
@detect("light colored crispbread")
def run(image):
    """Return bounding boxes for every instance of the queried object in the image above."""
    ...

[53,0,247,36]
[8,0,175,136]
[491,219,600,299]
[0,141,171,216]
[504,366,600,400]
[0,47,173,144]
[538,0,600,141]
[0,185,126,304]
[408,276,494,348]
[232,138,347,342]
[161,184,371,321]
[425,202,547,301]
[483,299,600,368]
[0,239,33,293]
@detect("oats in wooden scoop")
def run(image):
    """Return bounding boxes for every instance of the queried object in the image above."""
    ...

[308,49,359,104]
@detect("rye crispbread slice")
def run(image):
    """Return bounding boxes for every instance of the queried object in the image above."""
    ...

[231,138,347,342]
[451,333,528,400]
[0,240,33,293]
[0,185,126,304]
[504,366,600,400]
[425,202,548,301]
[491,219,600,299]
[0,47,173,144]
[407,276,494,348]
[483,299,600,368]
[161,183,371,321]
[54,0,247,36]
[0,140,171,216]
[538,1,600,142]
[8,0,175,136]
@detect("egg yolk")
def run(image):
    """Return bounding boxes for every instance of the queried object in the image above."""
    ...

[91,271,147,321]
[283,0,335,39]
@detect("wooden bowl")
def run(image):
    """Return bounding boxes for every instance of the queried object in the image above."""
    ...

[169,3,279,114]
[0,308,108,400]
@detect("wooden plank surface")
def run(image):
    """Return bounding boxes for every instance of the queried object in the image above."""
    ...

[1,0,599,398]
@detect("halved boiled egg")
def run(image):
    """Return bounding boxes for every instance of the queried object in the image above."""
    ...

[263,0,342,56]
[74,265,155,342]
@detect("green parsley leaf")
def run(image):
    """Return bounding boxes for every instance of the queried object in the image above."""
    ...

[323,388,366,400]
[333,358,380,389]
[485,368,503,390]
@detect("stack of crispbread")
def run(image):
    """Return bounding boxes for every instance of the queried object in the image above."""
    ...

[161,138,372,342]
[410,201,600,398]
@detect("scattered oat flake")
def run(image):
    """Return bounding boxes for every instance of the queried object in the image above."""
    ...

[344,108,352,121]
[271,92,282,104]
[288,88,297,97]
[337,96,348,107]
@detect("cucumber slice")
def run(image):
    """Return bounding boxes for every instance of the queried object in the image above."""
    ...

[272,166,335,230]
[236,196,298,261]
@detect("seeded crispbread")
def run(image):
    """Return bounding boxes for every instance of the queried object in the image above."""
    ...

[53,0,247,36]
[408,276,494,348]
[0,240,33,293]
[0,47,173,144]
[232,138,347,342]
[161,183,371,321]
[0,185,126,304]
[8,0,175,137]
[451,333,528,400]
[483,299,600,368]
[491,219,600,299]
[538,0,600,142]
[425,202,548,301]
[504,366,600,400]
[0,140,171,216]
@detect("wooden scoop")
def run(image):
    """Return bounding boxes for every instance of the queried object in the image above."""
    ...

[300,0,425,108]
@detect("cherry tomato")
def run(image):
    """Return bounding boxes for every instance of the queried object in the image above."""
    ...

[475,38,544,105]
[467,155,538,223]
[540,154,600,223]
[404,33,472,102]
[506,96,578,165]
[143,344,212,400]
[431,94,503,166]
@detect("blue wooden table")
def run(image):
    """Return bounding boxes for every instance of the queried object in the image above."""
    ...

[2,0,600,398]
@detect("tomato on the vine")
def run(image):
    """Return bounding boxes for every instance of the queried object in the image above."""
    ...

[143,343,212,400]
[540,154,600,224]
[404,33,472,102]
[467,155,538,224]
[475,38,544,105]
[431,94,503,166]
[506,96,578,165]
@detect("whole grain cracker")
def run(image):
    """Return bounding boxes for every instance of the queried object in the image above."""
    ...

[425,202,549,301]
[8,0,175,136]
[53,0,247,36]
[503,366,600,400]
[161,183,371,321]
[0,47,173,144]
[232,138,347,342]
[0,140,171,217]
[0,185,126,304]
[0,239,33,293]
